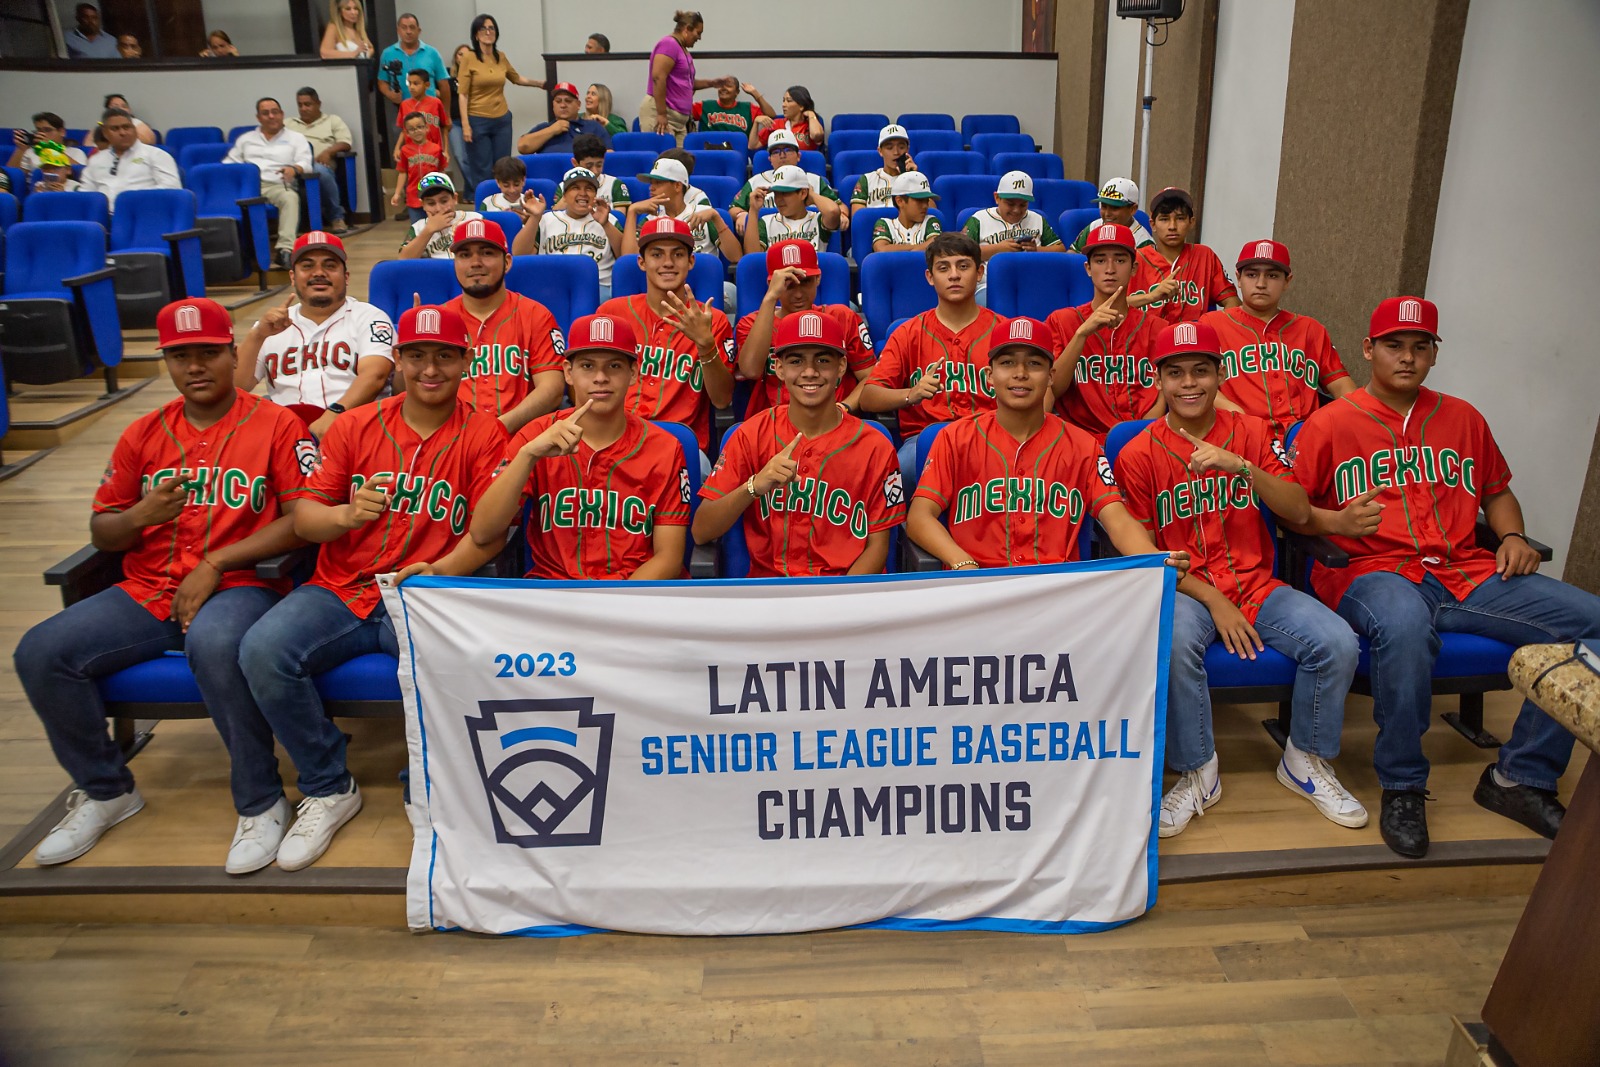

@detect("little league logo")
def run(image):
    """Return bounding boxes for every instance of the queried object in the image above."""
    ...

[465,698,615,848]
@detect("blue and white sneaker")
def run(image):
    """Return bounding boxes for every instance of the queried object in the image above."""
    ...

[1277,747,1368,828]
[1159,759,1221,838]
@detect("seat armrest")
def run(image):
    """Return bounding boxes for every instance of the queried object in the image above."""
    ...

[711,404,737,444]
[254,544,317,580]
[901,539,942,573]
[44,545,124,606]
[1285,531,1349,568]
[162,227,205,242]
[689,542,718,579]
[62,267,116,288]
[237,196,269,207]
[1476,520,1553,562]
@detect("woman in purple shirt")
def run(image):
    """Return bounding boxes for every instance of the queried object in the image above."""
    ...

[639,10,726,145]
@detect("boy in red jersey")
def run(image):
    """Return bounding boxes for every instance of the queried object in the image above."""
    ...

[1047,223,1167,441]
[1292,297,1600,858]
[16,299,315,871]
[1115,320,1365,839]
[238,305,508,872]
[1127,187,1238,323]
[1200,239,1354,435]
[738,239,874,418]
[441,218,566,433]
[391,112,448,221]
[596,216,736,455]
[696,311,904,576]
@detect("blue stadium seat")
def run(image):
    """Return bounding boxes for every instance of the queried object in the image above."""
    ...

[519,155,571,183]
[0,191,16,230]
[22,190,109,229]
[694,174,740,211]
[836,173,864,208]
[163,126,224,154]
[684,131,748,159]
[849,206,951,267]
[476,176,559,210]
[612,253,726,309]
[914,152,987,184]
[227,124,255,143]
[960,114,1021,145]
[178,143,230,171]
[1031,178,1097,218]
[751,149,826,178]
[612,131,675,154]
[985,252,1091,320]
[932,174,999,218]
[908,130,962,154]
[107,189,204,328]
[187,163,272,284]
[601,150,662,177]
[735,249,850,318]
[860,250,937,350]
[506,254,599,335]
[481,210,523,246]
[620,177,651,204]
[650,420,709,572]
[826,130,879,163]
[896,113,956,132]
[993,152,1064,180]
[832,113,890,133]
[2,168,25,202]
[969,132,1034,167]
[831,150,884,184]
[689,150,744,183]
[632,116,640,132]
[0,220,122,387]
[367,258,460,323]
[1059,207,1101,245]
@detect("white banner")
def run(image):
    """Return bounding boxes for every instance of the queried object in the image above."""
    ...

[384,559,1174,937]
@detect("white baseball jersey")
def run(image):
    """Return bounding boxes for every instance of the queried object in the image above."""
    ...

[757,211,828,254]
[872,214,943,247]
[850,168,896,208]
[557,173,632,207]
[253,297,395,408]
[742,168,830,209]
[537,210,616,284]
[963,207,1061,247]
[402,209,484,259]
[669,204,719,255]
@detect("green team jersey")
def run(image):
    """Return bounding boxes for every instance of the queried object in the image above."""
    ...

[963,207,1061,248]
[695,100,761,137]
[733,170,841,211]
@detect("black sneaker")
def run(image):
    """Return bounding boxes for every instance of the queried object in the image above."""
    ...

[274,248,292,271]
[1380,789,1429,858]
[1473,764,1565,839]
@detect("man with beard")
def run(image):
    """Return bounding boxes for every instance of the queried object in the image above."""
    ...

[235,232,396,439]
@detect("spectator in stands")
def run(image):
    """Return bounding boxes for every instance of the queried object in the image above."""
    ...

[570,133,631,209]
[287,87,353,234]
[201,30,239,58]
[642,10,727,145]
[458,14,546,193]
[621,157,740,265]
[730,129,842,236]
[225,98,315,269]
[1068,177,1155,252]
[101,94,157,144]
[9,113,87,171]
[964,172,1065,260]
[78,109,180,209]
[14,298,316,871]
[1128,186,1239,322]
[871,172,943,253]
[444,45,471,195]
[512,167,622,301]
[583,84,627,136]
[377,13,452,121]
[396,69,448,148]
[391,113,449,222]
[399,172,483,258]
[478,155,526,212]
[849,124,915,214]
[66,3,119,59]
[116,34,140,58]
[28,143,80,192]
[586,32,610,54]
[753,85,824,151]
[743,165,839,255]
[694,77,771,142]
[320,0,373,59]
[238,304,508,873]
[518,81,612,155]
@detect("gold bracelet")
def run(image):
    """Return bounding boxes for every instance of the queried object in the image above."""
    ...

[951,560,979,571]
[745,476,760,499]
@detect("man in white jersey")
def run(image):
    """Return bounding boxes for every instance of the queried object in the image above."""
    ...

[743,165,838,255]
[872,171,944,252]
[234,231,395,438]
[729,128,842,236]
[510,167,622,300]
[849,123,915,215]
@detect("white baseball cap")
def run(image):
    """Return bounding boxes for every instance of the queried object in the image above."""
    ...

[1096,176,1140,206]
[768,165,810,193]
[877,123,910,146]
[766,128,800,151]
[638,158,690,187]
[889,171,938,200]
[996,170,1034,201]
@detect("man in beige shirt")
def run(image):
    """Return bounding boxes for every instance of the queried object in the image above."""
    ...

[286,87,354,234]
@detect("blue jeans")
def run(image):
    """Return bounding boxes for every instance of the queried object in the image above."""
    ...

[448,124,468,190]
[898,434,920,488]
[312,162,345,224]
[1167,585,1359,772]
[408,206,427,223]
[238,584,397,799]
[464,112,512,195]
[1337,571,1600,792]
[12,585,282,813]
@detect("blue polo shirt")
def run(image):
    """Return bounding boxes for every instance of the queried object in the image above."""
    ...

[524,116,612,155]
[377,41,449,97]
[67,29,121,59]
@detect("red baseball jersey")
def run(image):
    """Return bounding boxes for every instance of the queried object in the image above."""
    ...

[302,395,509,616]
[1290,387,1511,609]
[736,303,875,417]
[865,308,1008,437]
[702,406,905,577]
[1201,306,1348,435]
[93,390,315,620]
[1045,303,1165,441]
[395,140,448,209]
[1131,244,1234,324]
[913,412,1121,568]
[598,293,736,450]
[1114,411,1291,622]
[397,95,448,138]
[442,291,565,420]
[500,411,691,579]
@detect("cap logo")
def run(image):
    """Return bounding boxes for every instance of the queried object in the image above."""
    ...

[465,220,484,240]
[1254,240,1275,260]
[1010,320,1034,341]
[797,314,824,340]
[1012,178,1027,190]
[306,231,328,245]
[415,308,441,334]
[1095,226,1115,241]
[1173,322,1198,346]
[590,316,615,343]
[1398,298,1423,324]
[174,304,202,333]
[781,244,803,266]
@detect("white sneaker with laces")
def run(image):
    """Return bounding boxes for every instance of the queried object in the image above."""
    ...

[1277,748,1369,828]
[225,795,293,875]
[276,780,362,872]
[34,788,145,865]
[1159,768,1221,839]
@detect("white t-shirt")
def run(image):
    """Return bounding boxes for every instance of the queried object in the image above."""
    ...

[402,209,484,259]
[757,210,828,254]
[537,210,615,285]
[253,298,396,408]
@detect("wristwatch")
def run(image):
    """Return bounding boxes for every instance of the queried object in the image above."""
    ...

[327,403,347,414]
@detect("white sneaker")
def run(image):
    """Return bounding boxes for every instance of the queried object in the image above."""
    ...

[1277,748,1369,828]
[225,795,293,875]
[33,788,145,865]
[1159,767,1221,838]
[276,779,362,872]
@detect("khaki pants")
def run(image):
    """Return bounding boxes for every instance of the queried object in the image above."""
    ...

[260,178,301,253]
[637,96,690,145]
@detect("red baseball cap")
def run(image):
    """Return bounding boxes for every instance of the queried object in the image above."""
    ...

[397,304,471,349]
[1368,296,1442,341]
[1153,320,1224,365]
[639,216,695,248]
[551,81,580,99]
[766,239,821,279]
[157,297,234,348]
[452,217,508,253]
[1236,238,1291,273]
[566,313,638,359]
[292,230,346,265]
[773,309,846,357]
[985,316,1054,362]
[1082,223,1136,254]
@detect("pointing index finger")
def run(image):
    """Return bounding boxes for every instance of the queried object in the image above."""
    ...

[779,433,802,457]
[568,399,594,422]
